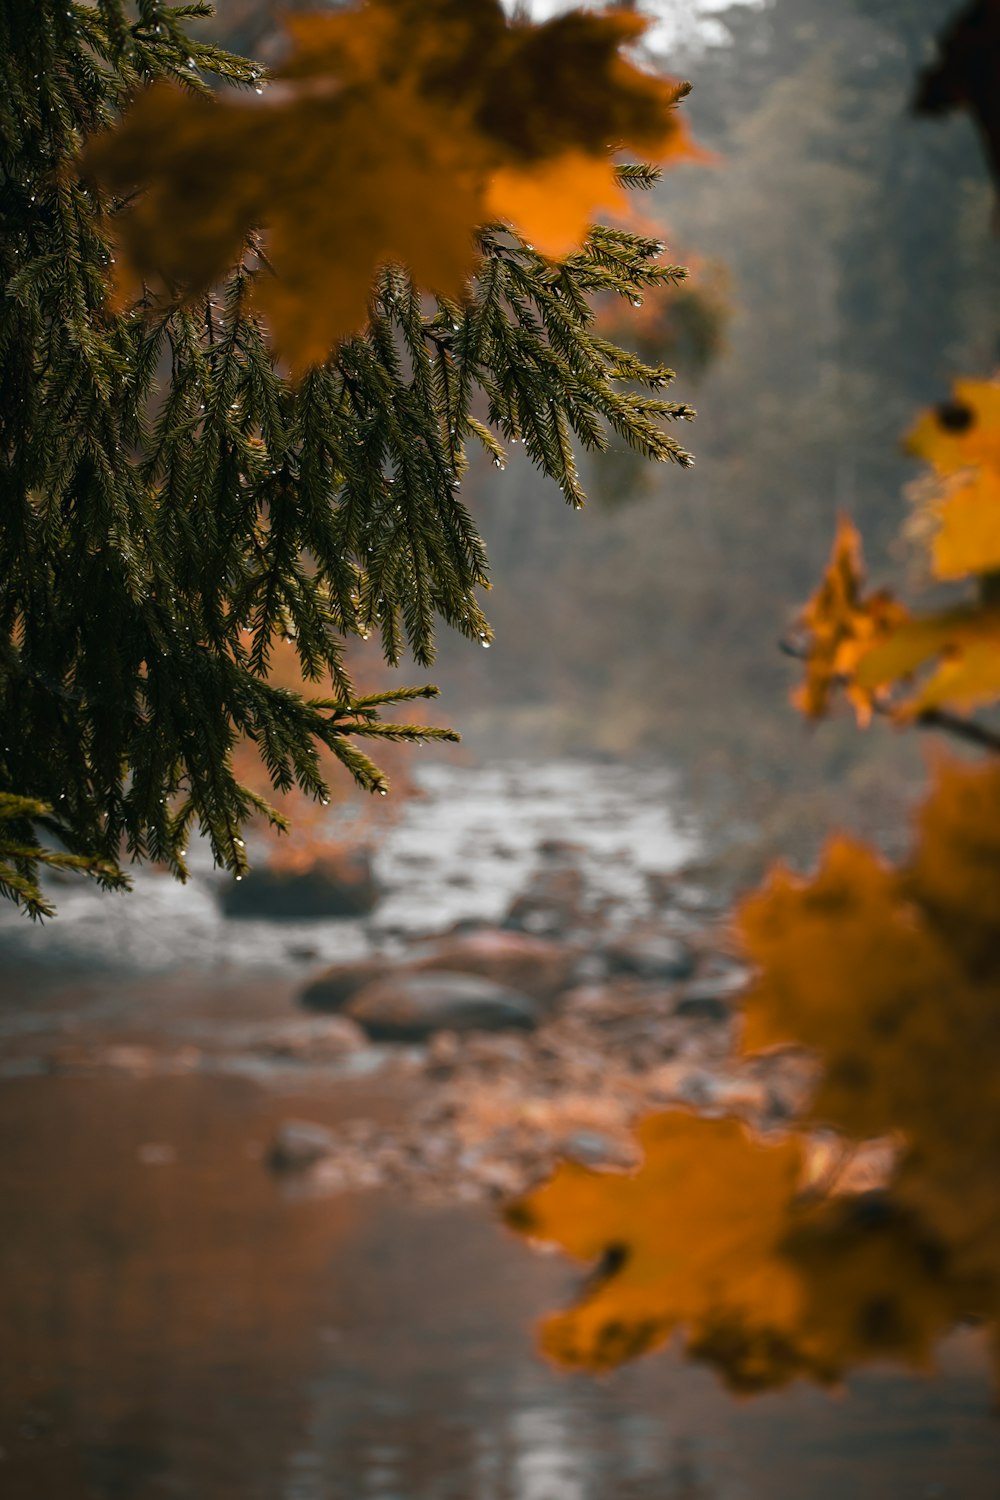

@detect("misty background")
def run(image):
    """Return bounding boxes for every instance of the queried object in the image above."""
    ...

[414,0,1000,869]
[5,9,1000,1498]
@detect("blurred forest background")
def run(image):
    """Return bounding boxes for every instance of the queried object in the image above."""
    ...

[210,0,1000,865]
[436,0,1000,865]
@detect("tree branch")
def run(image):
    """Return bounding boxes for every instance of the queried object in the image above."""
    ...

[778,637,1000,753]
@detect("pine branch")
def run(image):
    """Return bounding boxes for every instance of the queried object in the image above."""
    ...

[0,4,696,916]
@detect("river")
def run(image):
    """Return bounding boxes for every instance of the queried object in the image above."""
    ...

[1,759,998,1498]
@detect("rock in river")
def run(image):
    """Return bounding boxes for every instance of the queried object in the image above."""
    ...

[299,957,390,1012]
[299,928,578,1015]
[257,1015,367,1060]
[503,844,586,938]
[605,929,695,982]
[220,848,379,921]
[345,971,540,1042]
[673,973,746,1024]
[673,990,733,1025]
[269,1118,338,1171]
[409,926,578,1004]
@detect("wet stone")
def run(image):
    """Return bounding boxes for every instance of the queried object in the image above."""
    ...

[409,926,579,1004]
[674,991,734,1024]
[559,1128,637,1169]
[345,971,541,1042]
[425,1029,463,1077]
[503,863,585,938]
[269,1119,338,1172]
[299,958,389,1013]
[220,848,379,921]
[605,929,695,982]
[461,1032,531,1071]
[536,838,587,861]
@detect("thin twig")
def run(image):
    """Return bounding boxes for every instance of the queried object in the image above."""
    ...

[778,636,1000,754]
[914,708,1000,754]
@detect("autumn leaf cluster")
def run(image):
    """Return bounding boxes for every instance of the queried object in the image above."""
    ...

[792,379,1000,726]
[508,338,1000,1391]
[512,755,1000,1392]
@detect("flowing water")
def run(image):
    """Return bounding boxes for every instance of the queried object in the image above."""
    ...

[0,760,697,979]
[1,760,998,1499]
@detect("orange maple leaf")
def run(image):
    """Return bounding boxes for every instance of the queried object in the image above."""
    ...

[927,468,1000,580]
[508,1110,807,1377]
[791,515,906,724]
[510,1109,963,1389]
[82,0,700,365]
[739,759,1000,1326]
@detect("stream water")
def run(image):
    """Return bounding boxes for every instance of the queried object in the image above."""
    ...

[1,759,998,1498]
[0,760,698,979]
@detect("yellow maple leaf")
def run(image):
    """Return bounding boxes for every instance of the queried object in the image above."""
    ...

[791,515,906,723]
[905,377,1000,477]
[82,0,699,365]
[928,467,1000,581]
[902,378,1000,582]
[855,605,1000,717]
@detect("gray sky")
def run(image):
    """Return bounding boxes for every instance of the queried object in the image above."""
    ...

[503,1,768,55]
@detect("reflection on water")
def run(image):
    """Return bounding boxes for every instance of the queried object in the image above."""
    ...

[1,1065,998,1500]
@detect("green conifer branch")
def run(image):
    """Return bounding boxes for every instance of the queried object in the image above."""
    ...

[0,1,694,915]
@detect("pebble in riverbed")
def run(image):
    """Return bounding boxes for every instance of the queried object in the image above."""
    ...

[344,972,541,1042]
[301,928,580,1015]
[270,960,818,1205]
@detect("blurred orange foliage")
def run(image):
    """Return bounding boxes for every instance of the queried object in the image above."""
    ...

[790,516,905,723]
[511,1106,966,1391]
[792,381,1000,723]
[905,377,1000,581]
[512,757,1000,1391]
[512,375,1000,1394]
[83,0,700,365]
[231,634,417,870]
